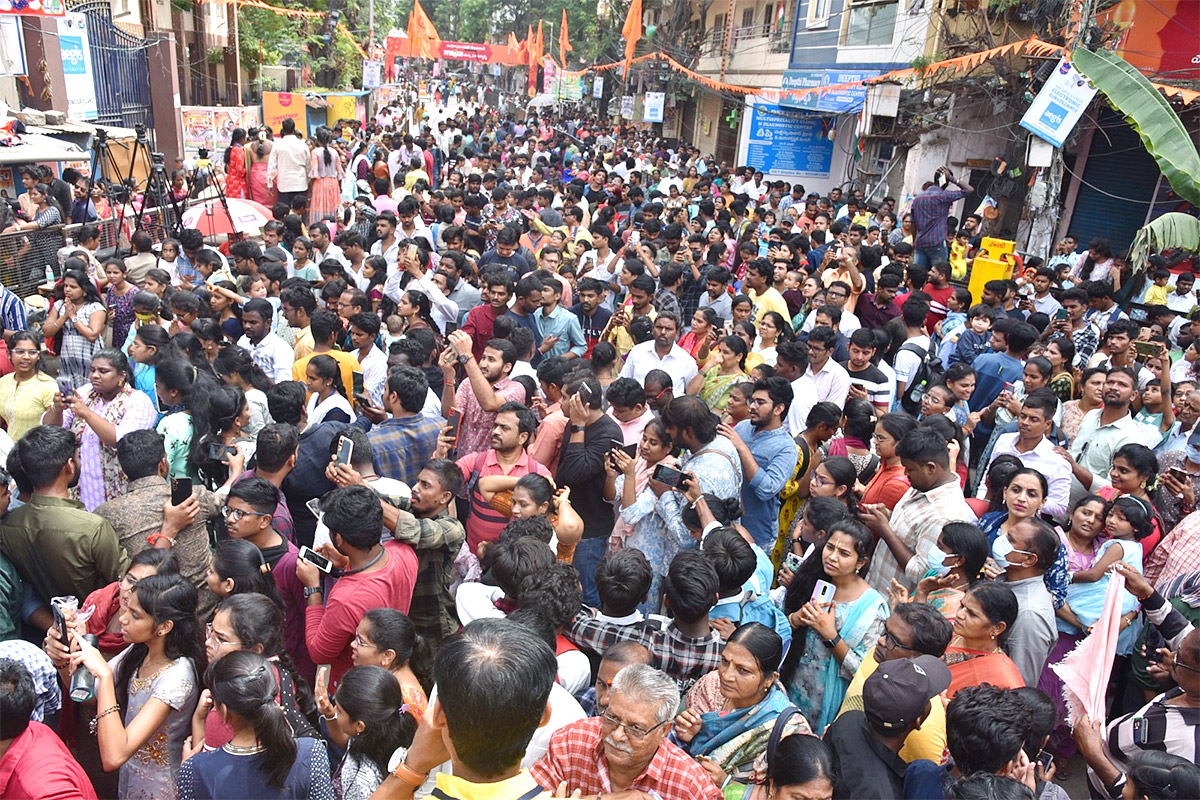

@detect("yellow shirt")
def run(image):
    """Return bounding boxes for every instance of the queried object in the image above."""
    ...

[293,349,362,401]
[1144,284,1170,306]
[293,326,315,361]
[0,372,58,441]
[838,649,948,763]
[606,305,657,357]
[747,287,790,327]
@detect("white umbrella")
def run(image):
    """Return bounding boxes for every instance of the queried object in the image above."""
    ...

[181,198,273,236]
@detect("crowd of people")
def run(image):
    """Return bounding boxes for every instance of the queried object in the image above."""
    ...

[0,98,1198,800]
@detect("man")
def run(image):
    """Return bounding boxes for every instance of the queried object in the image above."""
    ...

[238,298,294,383]
[0,659,98,799]
[703,527,790,640]
[996,517,1059,687]
[968,319,1038,416]
[1158,388,1200,455]
[462,271,517,361]
[557,375,624,607]
[505,275,546,359]
[1068,367,1162,496]
[531,664,722,799]
[854,272,903,331]
[893,299,933,408]
[368,366,442,487]
[372,619,558,800]
[94,430,226,619]
[1047,287,1101,366]
[720,377,797,550]
[241,423,299,543]
[618,313,698,395]
[348,312,387,405]
[804,280,861,334]
[281,287,317,361]
[838,602,955,764]
[821,247,868,307]
[0,427,127,626]
[440,250,482,318]
[824,655,952,800]
[909,167,974,267]
[442,330,526,457]
[1086,280,1129,332]
[579,642,652,717]
[805,326,850,408]
[266,118,310,205]
[529,358,572,474]
[605,378,655,448]
[536,275,587,360]
[922,261,956,331]
[777,341,819,436]
[375,458,466,641]
[843,328,891,414]
[291,309,360,399]
[570,278,612,358]
[743,258,789,326]
[860,427,973,592]
[978,390,1072,518]
[1028,266,1062,318]
[1166,271,1197,315]
[697,266,733,322]
[297,485,417,686]
[371,211,401,270]
[643,370,675,415]
[478,226,533,279]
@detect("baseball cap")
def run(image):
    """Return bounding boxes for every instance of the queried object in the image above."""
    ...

[862,654,951,732]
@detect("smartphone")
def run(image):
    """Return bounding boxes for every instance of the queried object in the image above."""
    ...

[170,477,193,506]
[629,230,641,245]
[1003,382,1015,395]
[1133,340,1161,360]
[784,552,804,572]
[316,664,331,696]
[335,436,354,467]
[1132,715,1149,746]
[1169,466,1189,483]
[207,442,233,461]
[353,392,371,407]
[1054,308,1069,321]
[407,243,420,261]
[298,545,333,574]
[1035,750,1054,774]
[650,463,686,489]
[352,372,365,397]
[57,378,73,397]
[446,407,464,447]
[50,595,77,641]
[812,579,836,606]
[621,443,639,458]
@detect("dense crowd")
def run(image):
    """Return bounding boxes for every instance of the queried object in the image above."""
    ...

[0,97,1198,800]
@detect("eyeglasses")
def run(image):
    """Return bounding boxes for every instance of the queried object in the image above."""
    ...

[353,634,376,650]
[599,711,668,741]
[206,623,242,647]
[223,506,271,523]
[1173,658,1200,675]
[880,628,915,653]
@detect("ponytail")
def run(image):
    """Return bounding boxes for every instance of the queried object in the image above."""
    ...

[207,651,297,789]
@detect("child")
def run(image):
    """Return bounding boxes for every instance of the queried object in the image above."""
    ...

[382,314,405,351]
[949,229,972,280]
[1142,268,1171,306]
[1134,378,1169,434]
[946,303,996,367]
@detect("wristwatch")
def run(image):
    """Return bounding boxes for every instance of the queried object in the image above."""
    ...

[304,586,323,598]
[457,353,470,364]
[823,634,843,649]
[570,424,585,433]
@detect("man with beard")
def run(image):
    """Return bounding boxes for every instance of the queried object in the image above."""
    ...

[618,312,697,395]
[570,278,612,358]
[1066,366,1162,500]
[717,377,798,550]
[530,663,722,799]
[441,330,526,457]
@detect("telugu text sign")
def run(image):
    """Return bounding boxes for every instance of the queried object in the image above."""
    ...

[1019,57,1097,148]
[740,100,834,179]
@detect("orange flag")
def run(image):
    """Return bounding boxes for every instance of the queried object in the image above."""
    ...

[622,0,642,77]
[526,24,535,66]
[559,8,572,66]
[406,0,440,59]
[529,21,544,96]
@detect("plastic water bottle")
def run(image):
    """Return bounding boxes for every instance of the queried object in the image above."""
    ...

[69,634,100,702]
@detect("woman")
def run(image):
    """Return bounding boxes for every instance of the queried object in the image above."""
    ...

[1061,367,1105,444]
[105,260,139,351]
[477,472,583,564]
[1061,442,1164,556]
[752,733,834,800]
[192,593,316,752]
[214,346,273,437]
[348,608,433,710]
[860,412,917,508]
[304,354,353,426]
[68,573,206,799]
[729,320,765,372]
[1070,237,1116,285]
[677,308,719,364]
[195,384,256,490]
[726,296,754,334]
[43,269,106,387]
[208,281,244,342]
[790,276,823,331]
[778,497,848,591]
[782,519,887,732]
[675,624,813,790]
[309,128,343,225]
[943,363,977,430]
[4,182,64,276]
[944,581,1023,698]
[889,522,988,621]
[827,399,877,483]
[247,127,276,207]
[290,237,320,282]
[326,666,418,800]
[224,129,253,198]
[395,289,440,340]
[683,166,700,194]
[1046,336,1077,403]
[752,311,791,367]
[721,382,755,426]
[603,420,677,614]
[777,402,842,562]
[177,651,330,799]
[687,335,750,413]
[157,359,223,481]
[809,456,860,517]
[0,331,57,439]
[128,324,177,415]
[205,540,284,608]
[44,348,157,510]
[1153,436,1200,533]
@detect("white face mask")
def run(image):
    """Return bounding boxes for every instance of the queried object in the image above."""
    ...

[990,535,1033,570]
[926,546,953,578]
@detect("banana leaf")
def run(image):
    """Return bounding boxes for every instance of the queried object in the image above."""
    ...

[1072,48,1200,209]
[1129,212,1200,270]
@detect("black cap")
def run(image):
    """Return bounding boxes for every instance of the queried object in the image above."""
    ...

[863,655,951,732]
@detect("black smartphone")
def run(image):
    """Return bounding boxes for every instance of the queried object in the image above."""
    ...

[170,477,193,506]
[652,463,688,489]
[1036,750,1054,774]
[298,545,333,573]
[352,371,365,397]
[207,442,233,461]
[621,443,638,458]
[446,407,464,447]
[1054,308,1069,321]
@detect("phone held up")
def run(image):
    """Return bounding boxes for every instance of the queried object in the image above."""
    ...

[652,463,687,489]
[298,545,333,574]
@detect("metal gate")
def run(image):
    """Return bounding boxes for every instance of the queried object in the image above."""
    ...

[70,0,154,131]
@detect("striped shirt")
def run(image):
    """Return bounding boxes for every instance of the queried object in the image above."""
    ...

[845,363,891,412]
[1090,688,1200,798]
[0,286,26,333]
[454,449,552,554]
[865,480,973,594]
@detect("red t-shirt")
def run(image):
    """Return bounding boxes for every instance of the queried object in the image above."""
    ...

[0,721,98,800]
[923,282,956,330]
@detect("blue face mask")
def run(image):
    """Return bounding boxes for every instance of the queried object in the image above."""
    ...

[927,546,953,577]
[991,535,1033,570]
[1188,443,1200,464]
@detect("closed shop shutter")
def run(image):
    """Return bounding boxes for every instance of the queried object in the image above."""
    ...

[1068,110,1160,254]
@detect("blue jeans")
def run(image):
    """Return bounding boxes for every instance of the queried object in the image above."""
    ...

[572,536,609,608]
[913,243,949,268]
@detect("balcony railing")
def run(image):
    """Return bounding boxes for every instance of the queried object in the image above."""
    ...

[701,19,794,56]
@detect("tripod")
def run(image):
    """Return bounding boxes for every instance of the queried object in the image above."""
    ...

[140,151,187,241]
[185,147,240,244]
[88,128,139,256]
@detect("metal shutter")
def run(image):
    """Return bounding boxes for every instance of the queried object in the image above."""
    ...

[1068,110,1160,254]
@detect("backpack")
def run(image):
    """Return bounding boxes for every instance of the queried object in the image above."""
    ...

[898,339,946,415]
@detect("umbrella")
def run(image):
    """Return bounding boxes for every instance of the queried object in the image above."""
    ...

[182,198,273,236]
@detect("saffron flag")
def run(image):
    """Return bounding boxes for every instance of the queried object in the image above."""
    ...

[529,21,544,96]
[559,8,572,66]
[622,0,642,77]
[526,24,535,66]
[406,0,440,60]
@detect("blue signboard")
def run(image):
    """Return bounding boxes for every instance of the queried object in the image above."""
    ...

[742,103,834,178]
[779,69,879,112]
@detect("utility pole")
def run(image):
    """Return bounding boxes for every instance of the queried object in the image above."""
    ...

[369,0,375,54]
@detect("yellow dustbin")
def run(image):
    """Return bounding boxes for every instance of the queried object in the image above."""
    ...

[968,237,1017,305]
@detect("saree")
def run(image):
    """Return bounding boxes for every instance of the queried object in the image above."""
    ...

[699,367,747,412]
[686,672,812,783]
[944,647,1025,698]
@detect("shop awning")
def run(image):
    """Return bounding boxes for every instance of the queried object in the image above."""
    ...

[0,131,91,164]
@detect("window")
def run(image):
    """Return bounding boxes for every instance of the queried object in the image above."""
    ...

[741,7,756,28]
[806,0,832,28]
[844,0,898,46]
[764,3,774,28]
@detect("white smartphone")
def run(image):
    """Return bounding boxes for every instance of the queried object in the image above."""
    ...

[336,436,354,467]
[298,545,333,573]
[812,579,836,606]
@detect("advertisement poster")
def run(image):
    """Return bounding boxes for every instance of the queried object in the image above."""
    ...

[593,76,604,99]
[643,91,665,123]
[0,0,65,16]
[738,98,834,179]
[262,91,305,130]
[779,69,878,112]
[1020,57,1097,148]
[620,95,634,120]
[0,167,16,204]
[57,12,97,120]
[362,60,382,89]
[326,95,357,127]
[0,17,26,77]
[182,108,214,155]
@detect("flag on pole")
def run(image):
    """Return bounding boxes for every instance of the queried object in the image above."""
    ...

[529,21,544,96]
[622,0,642,78]
[508,30,519,60]
[525,24,535,66]
[405,0,440,59]
[559,8,572,67]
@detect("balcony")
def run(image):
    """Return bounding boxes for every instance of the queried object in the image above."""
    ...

[700,19,794,57]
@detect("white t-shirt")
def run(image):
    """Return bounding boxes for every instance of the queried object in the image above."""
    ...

[894,334,931,389]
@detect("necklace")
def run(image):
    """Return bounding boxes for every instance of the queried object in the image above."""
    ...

[223,742,266,755]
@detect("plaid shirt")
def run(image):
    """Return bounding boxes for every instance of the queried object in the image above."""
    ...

[1071,320,1102,366]
[530,717,723,800]
[1144,509,1200,587]
[653,287,683,323]
[368,415,443,487]
[865,480,974,593]
[387,506,465,641]
[909,186,968,249]
[563,611,721,694]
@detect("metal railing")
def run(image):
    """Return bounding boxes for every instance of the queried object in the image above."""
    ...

[700,19,794,56]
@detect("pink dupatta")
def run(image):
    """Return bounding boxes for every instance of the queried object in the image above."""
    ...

[1052,571,1126,729]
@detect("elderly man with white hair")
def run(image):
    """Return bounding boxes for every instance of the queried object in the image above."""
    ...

[530,664,723,799]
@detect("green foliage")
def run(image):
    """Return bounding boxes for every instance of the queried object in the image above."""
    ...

[1130,213,1200,271]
